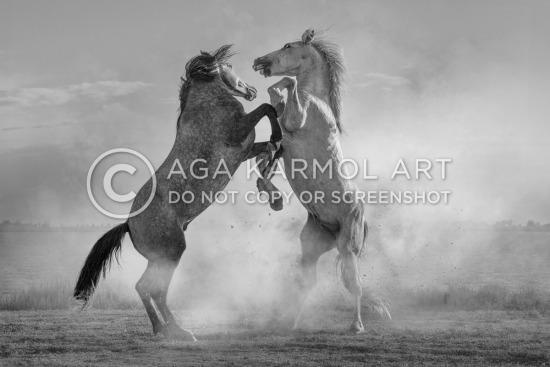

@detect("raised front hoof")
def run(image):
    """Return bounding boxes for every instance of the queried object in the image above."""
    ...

[159,324,197,341]
[256,179,284,211]
[269,196,283,211]
[349,321,365,334]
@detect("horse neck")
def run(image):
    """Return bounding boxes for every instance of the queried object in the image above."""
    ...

[186,78,228,106]
[177,79,229,128]
[296,53,331,105]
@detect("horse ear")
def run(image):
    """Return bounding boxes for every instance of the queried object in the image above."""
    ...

[200,50,209,56]
[302,28,315,44]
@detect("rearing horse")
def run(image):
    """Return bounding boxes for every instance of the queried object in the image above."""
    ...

[253,29,377,333]
[74,45,282,340]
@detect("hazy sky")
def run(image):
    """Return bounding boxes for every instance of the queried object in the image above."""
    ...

[1,0,549,224]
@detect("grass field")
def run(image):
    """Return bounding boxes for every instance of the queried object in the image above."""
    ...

[2,279,550,313]
[2,279,550,366]
[2,228,549,364]
[1,308,549,366]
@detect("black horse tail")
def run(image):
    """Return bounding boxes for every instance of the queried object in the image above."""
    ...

[73,222,129,306]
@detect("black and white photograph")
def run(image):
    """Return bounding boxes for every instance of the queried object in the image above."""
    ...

[1,1,549,365]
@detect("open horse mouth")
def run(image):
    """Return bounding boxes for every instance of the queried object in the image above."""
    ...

[253,58,272,77]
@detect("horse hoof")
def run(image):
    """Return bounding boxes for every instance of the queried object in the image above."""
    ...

[270,197,283,211]
[153,324,163,335]
[181,330,198,342]
[161,324,197,341]
[349,322,365,334]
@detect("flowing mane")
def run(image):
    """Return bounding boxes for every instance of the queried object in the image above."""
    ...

[178,44,235,112]
[310,37,347,133]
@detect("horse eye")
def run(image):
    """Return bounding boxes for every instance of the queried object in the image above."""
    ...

[227,64,232,69]
[283,43,291,49]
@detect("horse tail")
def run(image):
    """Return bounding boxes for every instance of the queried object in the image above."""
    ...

[73,222,129,306]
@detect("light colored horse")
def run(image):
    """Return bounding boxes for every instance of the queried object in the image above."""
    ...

[253,29,389,333]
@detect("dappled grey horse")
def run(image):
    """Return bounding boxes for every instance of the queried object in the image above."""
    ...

[74,45,282,340]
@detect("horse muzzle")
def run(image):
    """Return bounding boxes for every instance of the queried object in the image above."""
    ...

[253,57,272,77]
[230,79,256,101]
[244,84,257,101]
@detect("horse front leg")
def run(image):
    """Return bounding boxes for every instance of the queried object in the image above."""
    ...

[267,84,286,117]
[268,77,306,132]
[256,144,284,211]
[238,79,296,211]
[243,142,284,211]
[230,103,282,144]
[234,104,284,210]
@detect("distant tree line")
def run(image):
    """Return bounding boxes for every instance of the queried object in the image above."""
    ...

[0,220,115,232]
[1,219,549,232]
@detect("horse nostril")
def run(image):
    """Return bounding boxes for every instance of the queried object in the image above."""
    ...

[246,85,257,100]
[253,57,266,69]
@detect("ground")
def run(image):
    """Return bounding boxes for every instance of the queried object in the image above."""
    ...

[1,308,549,366]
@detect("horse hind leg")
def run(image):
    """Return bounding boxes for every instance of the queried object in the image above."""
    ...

[335,252,364,333]
[149,258,196,342]
[335,206,368,333]
[135,261,164,335]
[277,213,335,329]
[150,261,178,323]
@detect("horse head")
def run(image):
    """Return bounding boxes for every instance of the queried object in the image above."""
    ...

[183,45,256,101]
[218,62,257,101]
[252,29,319,78]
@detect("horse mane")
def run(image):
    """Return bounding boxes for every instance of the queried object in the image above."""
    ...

[178,44,235,113]
[310,36,347,133]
